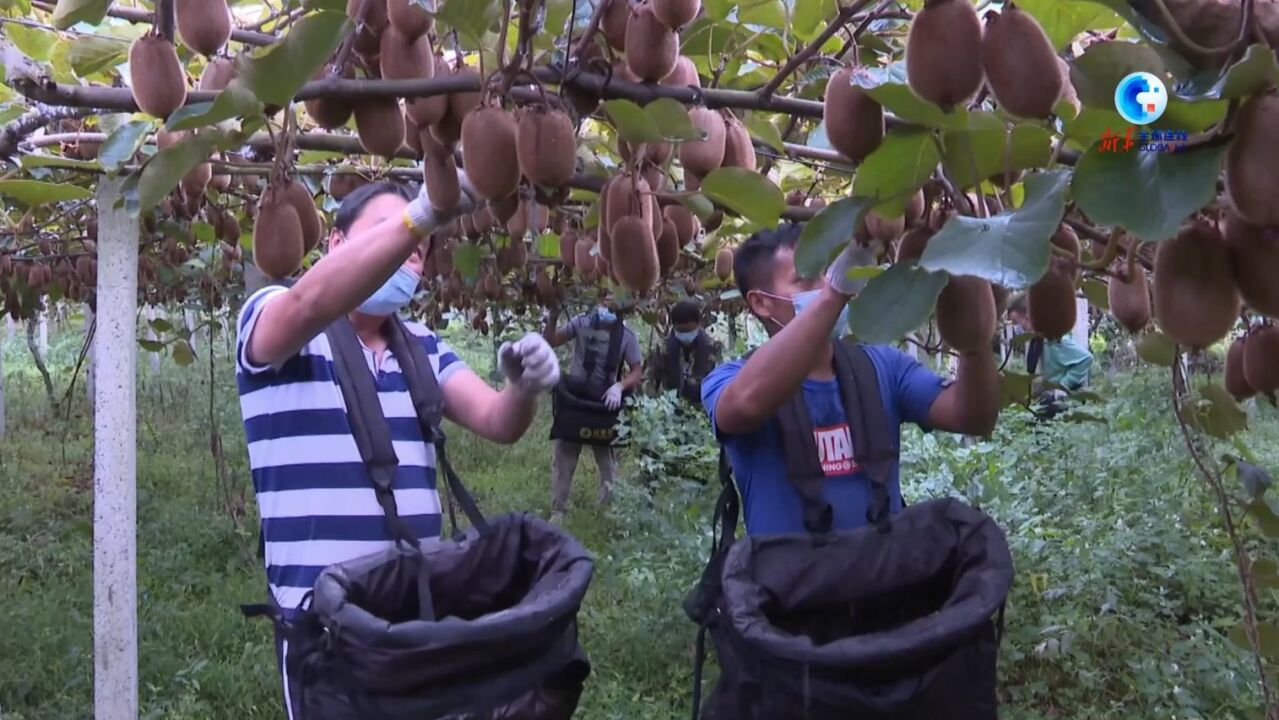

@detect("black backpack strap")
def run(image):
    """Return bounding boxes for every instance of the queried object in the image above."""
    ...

[604,318,626,383]
[832,340,898,531]
[685,446,738,720]
[324,317,423,550]
[384,316,490,539]
[775,392,834,535]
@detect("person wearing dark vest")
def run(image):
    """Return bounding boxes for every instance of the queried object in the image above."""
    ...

[701,223,1001,535]
[661,299,720,404]
[543,293,644,522]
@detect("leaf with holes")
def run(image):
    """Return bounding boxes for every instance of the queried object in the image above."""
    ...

[700,168,784,228]
[852,129,940,217]
[794,196,875,278]
[847,263,949,344]
[1072,138,1227,242]
[919,170,1071,288]
[605,99,663,145]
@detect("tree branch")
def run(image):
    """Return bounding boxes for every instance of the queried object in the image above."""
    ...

[155,0,175,42]
[760,0,873,98]
[0,105,95,161]
[30,1,278,46]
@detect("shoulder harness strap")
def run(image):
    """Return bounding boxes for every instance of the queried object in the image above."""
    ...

[832,340,897,530]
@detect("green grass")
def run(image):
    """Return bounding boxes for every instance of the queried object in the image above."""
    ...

[2,326,1277,719]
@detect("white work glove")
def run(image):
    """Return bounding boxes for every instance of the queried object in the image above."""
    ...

[603,382,623,410]
[403,167,478,238]
[824,240,879,297]
[497,332,560,395]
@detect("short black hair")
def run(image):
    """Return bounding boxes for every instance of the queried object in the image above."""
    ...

[734,222,803,296]
[334,181,413,234]
[670,299,701,325]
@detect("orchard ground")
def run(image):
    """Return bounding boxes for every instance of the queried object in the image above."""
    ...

[2,318,1278,720]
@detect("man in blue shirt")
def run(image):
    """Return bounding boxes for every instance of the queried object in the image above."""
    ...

[702,224,1000,535]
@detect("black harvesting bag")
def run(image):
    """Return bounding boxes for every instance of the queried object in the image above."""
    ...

[686,341,1015,720]
[245,314,594,720]
[550,314,627,446]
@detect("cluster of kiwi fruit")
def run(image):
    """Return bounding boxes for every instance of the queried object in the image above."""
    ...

[0,232,99,320]
[128,0,233,119]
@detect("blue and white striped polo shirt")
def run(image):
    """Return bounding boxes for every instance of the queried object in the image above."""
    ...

[235,285,467,609]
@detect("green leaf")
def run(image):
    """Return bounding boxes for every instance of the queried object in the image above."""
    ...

[239,11,350,107]
[0,180,92,206]
[166,81,263,131]
[453,242,482,281]
[1072,139,1226,242]
[1001,371,1034,407]
[1195,384,1248,440]
[793,0,836,41]
[852,129,940,216]
[1177,44,1279,101]
[940,119,1053,190]
[919,170,1071,288]
[744,112,785,154]
[66,36,126,77]
[1227,621,1279,658]
[583,200,600,230]
[1069,41,1168,110]
[136,135,217,212]
[605,99,663,144]
[699,168,784,229]
[537,232,560,258]
[1015,0,1120,51]
[678,192,715,221]
[1248,497,1279,537]
[1081,278,1109,310]
[1233,459,1273,500]
[51,0,110,29]
[852,63,972,130]
[137,338,165,352]
[847,263,949,344]
[644,98,702,142]
[738,0,786,28]
[192,221,216,245]
[19,154,100,170]
[1136,331,1176,366]
[98,119,152,173]
[5,24,55,61]
[436,0,500,43]
[795,196,875,278]
[149,317,173,333]
[704,0,732,21]
[172,340,195,366]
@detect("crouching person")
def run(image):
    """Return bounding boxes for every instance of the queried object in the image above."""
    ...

[235,180,563,718]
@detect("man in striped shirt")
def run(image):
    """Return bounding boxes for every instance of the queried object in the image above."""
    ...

[235,180,561,718]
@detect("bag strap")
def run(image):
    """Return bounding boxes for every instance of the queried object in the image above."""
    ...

[383,316,490,538]
[832,339,897,531]
[686,446,738,720]
[324,317,424,550]
[604,318,626,383]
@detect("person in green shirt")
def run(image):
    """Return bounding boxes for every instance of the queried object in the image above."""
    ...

[1007,295,1094,418]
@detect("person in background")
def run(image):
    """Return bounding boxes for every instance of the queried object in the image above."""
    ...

[702,223,1001,535]
[235,180,561,719]
[1007,294,1093,418]
[661,299,721,405]
[543,293,644,522]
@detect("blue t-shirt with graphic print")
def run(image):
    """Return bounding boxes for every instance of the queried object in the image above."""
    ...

[702,345,946,535]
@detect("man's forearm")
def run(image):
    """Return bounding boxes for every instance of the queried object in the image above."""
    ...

[620,363,643,391]
[479,384,539,444]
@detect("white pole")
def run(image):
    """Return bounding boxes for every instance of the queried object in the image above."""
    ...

[38,303,48,355]
[6,315,13,340]
[146,306,160,375]
[1072,297,1089,351]
[0,330,6,439]
[184,308,197,353]
[93,175,138,720]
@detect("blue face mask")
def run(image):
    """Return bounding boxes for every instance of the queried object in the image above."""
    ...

[675,329,700,345]
[596,306,616,323]
[358,266,420,316]
[759,288,850,340]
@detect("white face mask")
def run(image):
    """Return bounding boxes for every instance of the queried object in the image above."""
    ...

[675,329,699,345]
[755,288,850,340]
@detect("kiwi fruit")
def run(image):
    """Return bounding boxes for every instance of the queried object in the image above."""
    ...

[305,63,355,129]
[612,216,660,293]
[491,194,521,225]
[404,116,426,157]
[516,106,577,187]
[280,180,322,254]
[865,210,905,243]
[510,237,529,270]
[472,205,495,234]
[1107,252,1151,334]
[721,114,756,170]
[1244,325,1279,392]
[904,190,926,227]
[936,275,996,353]
[602,0,631,51]
[625,4,679,82]
[574,237,596,279]
[181,161,212,200]
[642,165,667,193]
[981,4,1062,119]
[253,186,305,279]
[662,55,700,87]
[680,107,726,176]
[1153,219,1241,350]
[461,107,520,200]
[714,247,733,280]
[436,240,456,276]
[657,218,680,274]
[646,194,662,240]
[1224,211,1279,317]
[605,173,652,234]
[786,190,807,207]
[176,0,231,56]
[431,108,463,148]
[560,230,578,268]
[664,204,697,248]
[388,0,433,37]
[129,35,188,119]
[380,26,434,82]
[906,0,984,109]
[349,0,389,30]
[506,202,530,239]
[1027,267,1076,340]
[1226,335,1257,400]
[198,57,237,91]
[448,63,482,123]
[407,56,453,127]
[327,172,369,200]
[823,67,885,163]
[354,99,406,157]
[1226,91,1279,227]
[896,227,934,263]
[653,0,700,29]
[1051,225,1081,281]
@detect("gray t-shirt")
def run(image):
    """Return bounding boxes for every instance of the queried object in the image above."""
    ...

[564,313,642,392]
